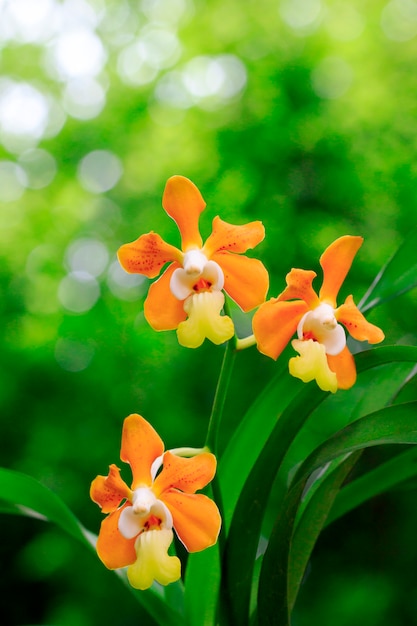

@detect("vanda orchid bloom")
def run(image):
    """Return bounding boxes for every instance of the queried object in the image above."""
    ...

[117,175,269,348]
[252,236,385,393]
[90,414,221,590]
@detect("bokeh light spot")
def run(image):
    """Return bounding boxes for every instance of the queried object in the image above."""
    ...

[65,238,109,277]
[58,271,100,313]
[18,148,57,189]
[107,260,147,301]
[47,28,107,79]
[62,77,106,120]
[381,0,417,41]
[77,150,123,193]
[0,160,27,201]
[55,337,95,372]
[311,56,353,100]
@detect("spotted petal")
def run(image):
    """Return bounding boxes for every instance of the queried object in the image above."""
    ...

[162,176,206,251]
[277,268,319,308]
[319,235,363,306]
[253,299,308,360]
[203,216,265,257]
[336,295,385,344]
[162,490,221,553]
[96,505,137,569]
[153,451,217,496]
[90,464,131,514]
[212,251,269,311]
[118,232,182,279]
[144,262,188,331]
[121,414,165,489]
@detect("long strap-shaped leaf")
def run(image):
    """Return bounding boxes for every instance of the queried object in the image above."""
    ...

[359,225,417,312]
[222,346,417,626]
[258,401,417,626]
[0,468,184,626]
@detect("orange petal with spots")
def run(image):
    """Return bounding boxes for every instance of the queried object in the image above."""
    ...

[162,490,221,553]
[319,235,363,306]
[253,298,308,360]
[96,505,137,569]
[212,251,269,311]
[327,345,357,390]
[120,414,165,488]
[144,262,187,331]
[162,176,206,251]
[336,295,385,344]
[277,269,319,308]
[203,216,265,257]
[153,451,216,497]
[117,232,182,279]
[90,464,131,514]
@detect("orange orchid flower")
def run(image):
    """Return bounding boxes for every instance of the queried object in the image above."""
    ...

[118,175,269,348]
[90,414,221,590]
[252,236,384,392]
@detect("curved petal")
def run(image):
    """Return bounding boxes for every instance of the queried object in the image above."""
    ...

[127,528,181,590]
[336,295,385,344]
[118,232,182,279]
[161,490,221,553]
[289,339,338,393]
[144,262,187,331]
[252,298,308,360]
[153,451,217,496]
[212,251,269,311]
[277,269,319,308]
[319,235,363,306]
[96,505,137,569]
[162,176,205,251]
[90,464,132,514]
[121,414,165,489]
[203,216,265,257]
[177,291,234,348]
[327,345,357,390]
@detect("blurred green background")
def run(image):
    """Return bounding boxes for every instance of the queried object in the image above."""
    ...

[1,0,417,624]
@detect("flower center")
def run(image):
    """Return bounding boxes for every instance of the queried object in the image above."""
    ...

[170,251,224,301]
[118,488,173,540]
[297,302,346,356]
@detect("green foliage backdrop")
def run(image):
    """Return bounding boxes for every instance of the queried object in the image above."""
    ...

[1,0,416,624]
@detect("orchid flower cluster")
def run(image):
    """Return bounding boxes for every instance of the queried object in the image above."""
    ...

[90,175,385,591]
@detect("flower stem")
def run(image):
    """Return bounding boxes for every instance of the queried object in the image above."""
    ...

[205,339,236,455]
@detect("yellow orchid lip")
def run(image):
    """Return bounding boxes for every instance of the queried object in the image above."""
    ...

[252,235,385,391]
[117,175,269,345]
[90,414,221,589]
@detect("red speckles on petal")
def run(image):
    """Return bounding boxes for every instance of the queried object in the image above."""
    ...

[118,232,182,279]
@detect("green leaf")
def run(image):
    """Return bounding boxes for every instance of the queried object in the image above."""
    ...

[287,451,362,611]
[258,401,417,626]
[326,445,417,527]
[184,545,221,626]
[0,468,183,626]
[222,346,417,626]
[359,225,417,312]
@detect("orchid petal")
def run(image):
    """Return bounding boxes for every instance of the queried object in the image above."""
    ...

[96,505,137,569]
[252,298,308,360]
[327,344,357,390]
[298,303,346,356]
[153,451,217,496]
[90,464,131,514]
[203,216,265,257]
[144,262,187,330]
[319,235,363,306]
[162,490,221,553]
[118,503,144,539]
[120,414,165,489]
[127,529,181,590]
[289,339,338,393]
[212,251,269,311]
[162,176,205,251]
[336,295,385,344]
[118,232,182,279]
[176,291,234,348]
[277,268,319,308]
